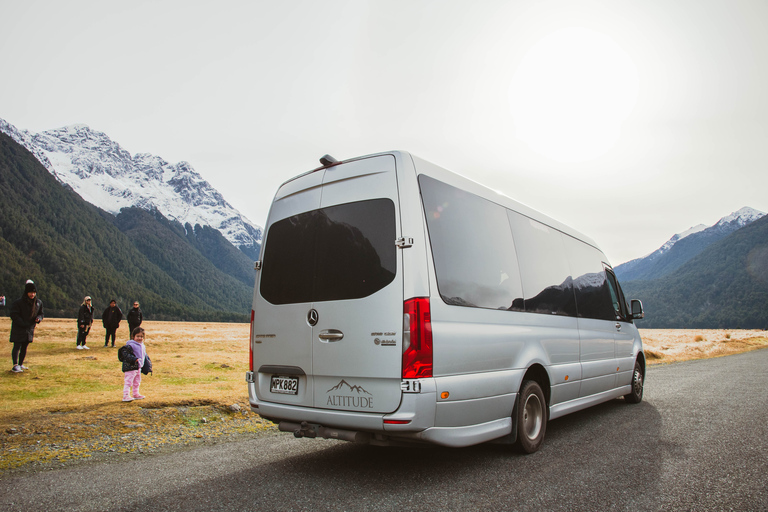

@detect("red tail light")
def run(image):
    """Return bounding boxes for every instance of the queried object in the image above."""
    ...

[402,297,433,378]
[249,309,255,372]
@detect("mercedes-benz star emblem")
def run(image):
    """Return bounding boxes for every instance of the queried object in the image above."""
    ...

[307,309,319,326]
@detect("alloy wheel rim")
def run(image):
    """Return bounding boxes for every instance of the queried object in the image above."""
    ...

[523,393,543,439]
[633,369,643,395]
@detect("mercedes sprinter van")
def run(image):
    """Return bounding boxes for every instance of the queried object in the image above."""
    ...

[246,151,645,453]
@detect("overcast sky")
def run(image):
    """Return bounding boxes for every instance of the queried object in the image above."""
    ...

[2,0,767,264]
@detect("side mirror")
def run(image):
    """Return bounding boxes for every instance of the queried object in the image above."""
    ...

[631,299,644,320]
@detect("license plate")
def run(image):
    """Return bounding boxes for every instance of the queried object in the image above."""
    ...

[270,375,299,395]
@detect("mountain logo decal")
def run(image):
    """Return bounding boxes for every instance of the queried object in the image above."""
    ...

[327,379,372,395]
[326,379,374,409]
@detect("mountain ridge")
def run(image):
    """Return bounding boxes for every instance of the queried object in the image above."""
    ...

[615,207,765,282]
[0,118,263,260]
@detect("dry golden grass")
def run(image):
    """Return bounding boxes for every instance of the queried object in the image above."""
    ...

[1,318,250,415]
[641,328,768,364]
[1,318,767,474]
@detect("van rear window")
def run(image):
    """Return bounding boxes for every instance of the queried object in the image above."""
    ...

[260,199,397,305]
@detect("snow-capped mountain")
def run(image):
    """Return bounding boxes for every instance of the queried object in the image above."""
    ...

[0,118,262,258]
[715,206,765,227]
[651,223,707,258]
[649,207,764,259]
[615,207,765,282]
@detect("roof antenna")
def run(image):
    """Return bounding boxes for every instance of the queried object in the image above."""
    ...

[320,154,338,166]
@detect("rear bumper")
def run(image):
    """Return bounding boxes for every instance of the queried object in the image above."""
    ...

[246,374,514,447]
[246,374,437,432]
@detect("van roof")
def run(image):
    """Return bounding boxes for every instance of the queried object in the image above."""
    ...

[279,150,602,254]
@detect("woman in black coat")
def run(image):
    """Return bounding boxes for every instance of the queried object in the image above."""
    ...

[76,296,94,350]
[10,280,44,373]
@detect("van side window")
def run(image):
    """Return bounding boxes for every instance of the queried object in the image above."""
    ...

[604,268,628,321]
[419,176,524,310]
[506,211,576,316]
[562,236,616,321]
[260,199,397,305]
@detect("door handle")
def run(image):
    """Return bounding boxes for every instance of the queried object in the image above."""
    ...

[318,329,344,342]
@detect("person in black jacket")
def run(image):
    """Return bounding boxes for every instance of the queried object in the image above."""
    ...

[10,280,44,373]
[127,301,143,335]
[102,300,123,348]
[76,296,94,350]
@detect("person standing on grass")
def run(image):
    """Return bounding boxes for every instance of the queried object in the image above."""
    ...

[9,280,44,373]
[120,326,152,402]
[102,299,123,347]
[76,296,94,350]
[127,301,143,334]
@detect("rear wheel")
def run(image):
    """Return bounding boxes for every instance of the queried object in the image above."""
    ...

[515,380,547,454]
[624,361,644,404]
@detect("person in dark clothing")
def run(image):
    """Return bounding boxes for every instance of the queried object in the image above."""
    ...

[9,280,44,373]
[76,296,94,350]
[127,301,143,335]
[102,300,123,347]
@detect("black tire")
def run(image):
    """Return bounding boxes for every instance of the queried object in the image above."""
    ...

[624,361,644,404]
[515,380,547,454]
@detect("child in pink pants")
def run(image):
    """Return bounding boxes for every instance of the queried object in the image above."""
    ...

[122,327,148,402]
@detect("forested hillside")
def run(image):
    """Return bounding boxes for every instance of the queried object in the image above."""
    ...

[109,207,254,308]
[624,215,768,329]
[0,132,251,321]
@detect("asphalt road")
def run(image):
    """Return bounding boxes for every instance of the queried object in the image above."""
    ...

[2,349,767,511]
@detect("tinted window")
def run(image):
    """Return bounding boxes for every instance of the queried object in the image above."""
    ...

[419,176,524,310]
[260,199,396,304]
[507,211,576,316]
[605,269,629,320]
[563,235,615,321]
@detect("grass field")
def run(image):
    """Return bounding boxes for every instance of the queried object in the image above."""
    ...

[1,317,767,473]
[2,318,251,414]
[640,328,768,363]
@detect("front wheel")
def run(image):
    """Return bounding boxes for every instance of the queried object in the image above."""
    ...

[624,361,644,404]
[515,380,547,454]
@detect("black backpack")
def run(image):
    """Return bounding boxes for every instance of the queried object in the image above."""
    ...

[141,353,152,375]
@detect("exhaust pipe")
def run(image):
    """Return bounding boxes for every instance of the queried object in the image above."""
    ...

[279,421,371,443]
[318,426,371,443]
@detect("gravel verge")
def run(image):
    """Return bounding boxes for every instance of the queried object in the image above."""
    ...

[0,402,279,478]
